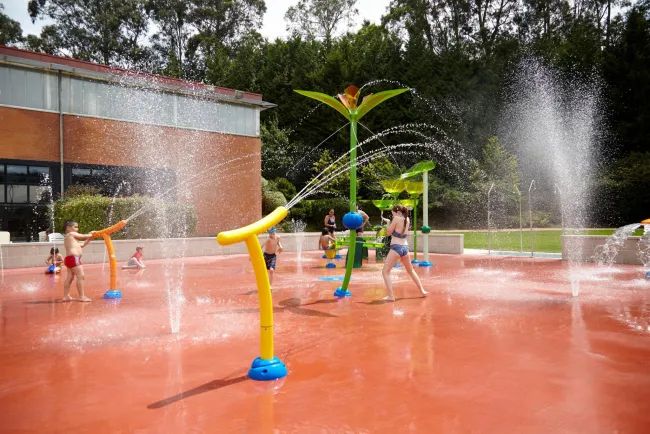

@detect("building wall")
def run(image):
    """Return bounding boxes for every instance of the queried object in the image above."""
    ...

[0,107,59,162]
[0,106,262,236]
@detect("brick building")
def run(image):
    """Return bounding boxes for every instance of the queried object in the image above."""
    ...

[0,46,274,241]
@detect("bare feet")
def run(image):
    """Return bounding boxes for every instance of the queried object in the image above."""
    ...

[78,296,92,302]
[62,295,73,302]
[383,295,395,302]
[420,290,428,297]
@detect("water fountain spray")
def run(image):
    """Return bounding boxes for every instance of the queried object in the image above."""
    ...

[295,85,409,297]
[554,183,564,232]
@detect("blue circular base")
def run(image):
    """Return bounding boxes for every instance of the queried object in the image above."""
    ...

[103,289,123,299]
[248,356,287,381]
[318,276,349,281]
[325,263,336,269]
[645,271,650,280]
[411,259,420,264]
[418,261,434,267]
[334,254,343,259]
[394,263,401,268]
[322,254,327,258]
[334,287,352,297]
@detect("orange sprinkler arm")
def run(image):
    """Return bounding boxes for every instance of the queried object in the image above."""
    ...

[642,218,650,225]
[93,220,128,238]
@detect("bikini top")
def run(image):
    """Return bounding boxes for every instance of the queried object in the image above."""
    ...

[392,230,408,239]
[328,217,336,225]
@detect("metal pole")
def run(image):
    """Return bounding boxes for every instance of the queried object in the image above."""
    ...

[515,185,522,252]
[554,183,564,233]
[412,197,419,263]
[488,183,494,255]
[420,171,432,267]
[58,71,64,195]
[528,180,536,258]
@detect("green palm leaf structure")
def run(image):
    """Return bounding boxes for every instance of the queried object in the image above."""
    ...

[356,88,410,120]
[400,161,436,179]
[294,90,351,121]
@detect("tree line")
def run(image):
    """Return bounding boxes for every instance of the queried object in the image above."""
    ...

[1,0,648,227]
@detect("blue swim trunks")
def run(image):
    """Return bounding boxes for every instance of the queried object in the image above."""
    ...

[390,244,409,257]
[263,252,277,270]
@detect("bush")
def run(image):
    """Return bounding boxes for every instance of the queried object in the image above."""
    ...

[288,199,312,221]
[273,177,297,201]
[53,194,197,239]
[262,190,287,214]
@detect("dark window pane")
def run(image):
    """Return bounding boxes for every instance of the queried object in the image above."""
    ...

[29,185,51,203]
[0,185,4,202]
[0,166,5,183]
[71,168,92,185]
[7,165,28,183]
[27,166,51,184]
[7,185,28,203]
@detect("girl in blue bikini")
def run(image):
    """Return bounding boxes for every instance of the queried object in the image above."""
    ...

[381,204,427,301]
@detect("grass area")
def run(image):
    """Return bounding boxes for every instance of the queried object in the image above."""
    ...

[436,229,644,253]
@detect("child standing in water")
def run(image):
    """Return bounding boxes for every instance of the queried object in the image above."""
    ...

[63,220,95,302]
[381,204,427,301]
[262,227,283,288]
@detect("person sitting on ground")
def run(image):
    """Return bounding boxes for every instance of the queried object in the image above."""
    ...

[45,247,64,274]
[122,246,146,270]
[62,220,95,302]
[262,227,283,288]
[319,229,336,250]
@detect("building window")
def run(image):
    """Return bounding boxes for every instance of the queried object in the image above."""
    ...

[28,166,51,184]
[68,164,175,198]
[7,185,28,203]
[7,165,28,183]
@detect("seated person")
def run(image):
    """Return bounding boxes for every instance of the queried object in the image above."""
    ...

[45,247,64,274]
[319,229,336,250]
[122,246,146,269]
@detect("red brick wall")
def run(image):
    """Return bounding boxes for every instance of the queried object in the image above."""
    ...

[0,107,59,162]
[0,106,262,236]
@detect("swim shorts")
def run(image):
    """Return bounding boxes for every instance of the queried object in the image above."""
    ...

[64,255,82,269]
[263,252,277,270]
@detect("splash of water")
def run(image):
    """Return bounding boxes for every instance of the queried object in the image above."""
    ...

[594,223,641,267]
[103,181,129,273]
[290,219,307,262]
[502,59,603,296]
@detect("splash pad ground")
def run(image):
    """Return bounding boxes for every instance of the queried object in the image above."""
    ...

[1,252,649,433]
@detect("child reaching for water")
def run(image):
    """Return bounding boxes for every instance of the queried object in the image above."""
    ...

[262,227,283,288]
[45,247,64,274]
[63,220,95,302]
[122,246,146,269]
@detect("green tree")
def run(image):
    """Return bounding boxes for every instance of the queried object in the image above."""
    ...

[285,0,358,47]
[145,0,192,78]
[28,0,152,68]
[0,4,23,46]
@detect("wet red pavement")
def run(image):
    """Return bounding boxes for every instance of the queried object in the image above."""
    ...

[0,251,649,433]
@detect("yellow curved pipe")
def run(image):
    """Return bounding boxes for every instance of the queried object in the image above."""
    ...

[216,206,288,361]
[217,207,288,246]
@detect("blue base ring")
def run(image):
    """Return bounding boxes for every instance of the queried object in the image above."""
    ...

[394,263,401,268]
[411,259,420,264]
[248,356,287,381]
[103,289,123,299]
[419,261,434,267]
[334,254,343,259]
[334,287,352,297]
[325,263,336,269]
[645,271,650,280]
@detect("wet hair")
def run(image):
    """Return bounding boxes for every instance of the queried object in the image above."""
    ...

[328,209,335,213]
[392,205,409,233]
[64,220,77,229]
[322,229,330,236]
[50,247,59,255]
[136,246,143,252]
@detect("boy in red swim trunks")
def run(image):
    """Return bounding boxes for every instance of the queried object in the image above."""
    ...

[63,220,95,302]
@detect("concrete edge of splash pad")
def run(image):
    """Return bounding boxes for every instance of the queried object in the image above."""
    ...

[318,276,352,281]
[464,249,562,259]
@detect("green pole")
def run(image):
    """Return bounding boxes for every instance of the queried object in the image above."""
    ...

[340,116,358,293]
[413,197,418,262]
